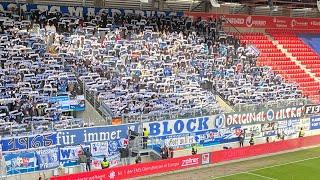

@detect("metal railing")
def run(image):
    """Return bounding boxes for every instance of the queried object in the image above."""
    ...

[90,96,311,124]
[233,98,310,112]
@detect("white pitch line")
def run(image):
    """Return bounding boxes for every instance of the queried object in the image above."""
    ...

[211,155,320,179]
[246,172,277,180]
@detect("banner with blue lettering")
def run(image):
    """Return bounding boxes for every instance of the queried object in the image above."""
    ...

[59,144,120,168]
[144,115,240,149]
[50,95,85,112]
[91,153,120,170]
[277,119,300,136]
[0,144,2,160]
[36,147,59,170]
[49,96,70,103]
[0,133,57,152]
[310,116,320,130]
[57,124,137,155]
[4,151,37,175]
[261,122,278,137]
[59,145,90,167]
[225,106,304,127]
[90,141,108,156]
[241,124,262,138]
[0,2,184,18]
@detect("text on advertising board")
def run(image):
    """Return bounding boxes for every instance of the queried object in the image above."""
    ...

[50,154,201,180]
[184,12,320,29]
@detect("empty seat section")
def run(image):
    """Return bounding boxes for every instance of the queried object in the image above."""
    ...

[242,31,320,102]
[271,29,320,78]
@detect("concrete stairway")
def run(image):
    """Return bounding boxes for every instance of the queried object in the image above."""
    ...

[216,95,235,113]
[77,100,107,126]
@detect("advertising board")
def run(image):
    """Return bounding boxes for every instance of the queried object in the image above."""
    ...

[51,154,202,180]
[185,12,320,29]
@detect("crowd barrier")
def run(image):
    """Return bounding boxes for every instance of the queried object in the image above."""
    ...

[50,134,320,180]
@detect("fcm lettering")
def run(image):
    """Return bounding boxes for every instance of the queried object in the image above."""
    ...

[147,117,210,136]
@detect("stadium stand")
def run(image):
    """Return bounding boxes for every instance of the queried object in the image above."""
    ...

[0,12,86,137]
[0,0,320,179]
[0,5,314,127]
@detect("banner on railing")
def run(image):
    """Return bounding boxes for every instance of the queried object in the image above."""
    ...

[0,144,2,160]
[225,106,304,127]
[59,144,120,168]
[0,2,183,18]
[4,151,37,175]
[261,122,278,137]
[305,105,320,115]
[241,124,262,138]
[0,133,57,152]
[184,12,320,29]
[310,116,320,130]
[144,106,304,149]
[144,115,241,149]
[36,147,60,170]
[50,95,85,112]
[91,153,121,170]
[277,119,301,136]
[56,124,137,155]
[59,145,90,167]
[242,118,301,138]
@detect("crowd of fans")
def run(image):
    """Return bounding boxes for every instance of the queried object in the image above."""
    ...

[0,7,304,130]
[0,10,85,136]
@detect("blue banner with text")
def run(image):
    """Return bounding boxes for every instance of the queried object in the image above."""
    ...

[310,116,320,130]
[56,124,138,155]
[143,115,240,149]
[0,133,57,152]
[0,2,183,18]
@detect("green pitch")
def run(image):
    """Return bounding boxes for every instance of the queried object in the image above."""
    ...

[213,154,320,180]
